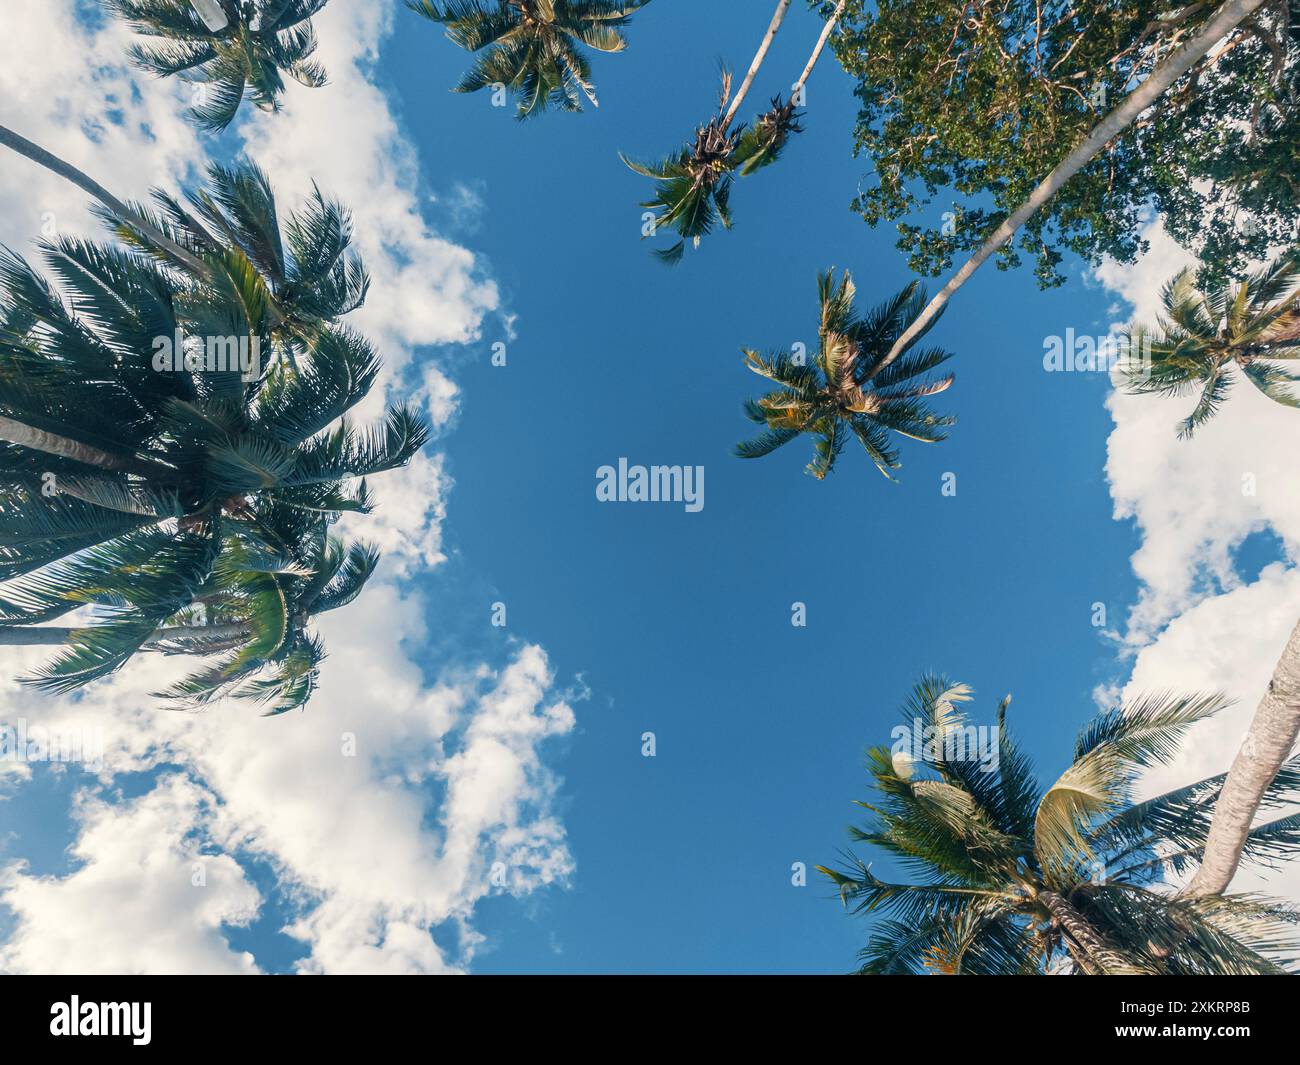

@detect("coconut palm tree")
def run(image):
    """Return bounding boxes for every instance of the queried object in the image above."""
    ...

[735,271,955,480]
[879,0,1272,370]
[621,0,846,263]
[105,0,330,132]
[1122,250,1300,438]
[407,0,652,118]
[818,676,1300,974]
[1,514,380,714]
[621,74,803,264]
[151,523,381,713]
[101,159,371,369]
[0,236,424,693]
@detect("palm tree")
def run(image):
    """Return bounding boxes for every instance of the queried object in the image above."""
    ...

[407,0,652,118]
[0,237,425,693]
[621,74,803,264]
[1,516,380,714]
[152,524,381,713]
[621,1,848,263]
[101,159,371,369]
[1122,250,1300,438]
[878,0,1271,371]
[105,0,330,132]
[818,676,1300,974]
[734,271,955,479]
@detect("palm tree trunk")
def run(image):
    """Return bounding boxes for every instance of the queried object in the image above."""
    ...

[0,622,249,647]
[0,415,169,479]
[0,123,213,282]
[876,0,1269,370]
[792,0,848,98]
[1185,616,1300,897]
[722,0,792,129]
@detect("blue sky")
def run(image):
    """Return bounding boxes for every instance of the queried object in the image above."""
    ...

[1,0,1297,975]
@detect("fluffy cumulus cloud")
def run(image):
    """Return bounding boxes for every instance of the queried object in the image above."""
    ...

[0,1,572,973]
[1096,217,1300,898]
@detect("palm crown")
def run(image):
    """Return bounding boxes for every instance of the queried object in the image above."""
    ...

[101,160,370,373]
[106,0,330,132]
[1123,250,1300,438]
[0,233,424,695]
[820,677,1300,974]
[622,73,801,264]
[408,0,651,118]
[735,271,955,479]
[152,521,381,713]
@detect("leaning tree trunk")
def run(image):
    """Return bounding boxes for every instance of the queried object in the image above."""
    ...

[791,0,848,99]
[0,123,212,281]
[0,415,167,479]
[877,0,1270,370]
[722,0,792,128]
[0,622,249,647]
[1185,617,1300,897]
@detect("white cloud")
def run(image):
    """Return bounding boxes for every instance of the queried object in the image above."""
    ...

[0,774,261,975]
[1097,218,1300,901]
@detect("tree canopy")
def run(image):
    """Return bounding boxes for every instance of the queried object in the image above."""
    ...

[827,0,1300,289]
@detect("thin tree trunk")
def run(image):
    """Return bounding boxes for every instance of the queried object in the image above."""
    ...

[877,0,1269,370]
[792,0,848,98]
[722,0,792,129]
[1185,616,1300,897]
[0,123,213,282]
[0,622,249,647]
[0,415,168,479]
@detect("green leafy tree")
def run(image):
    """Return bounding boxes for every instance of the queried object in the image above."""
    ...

[1123,250,1300,437]
[828,0,1295,291]
[819,677,1300,974]
[735,271,954,480]
[407,0,651,118]
[105,0,330,132]
[0,237,425,695]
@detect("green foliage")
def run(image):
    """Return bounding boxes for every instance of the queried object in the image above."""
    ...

[1123,249,1300,437]
[408,0,651,118]
[735,270,955,479]
[106,0,330,132]
[828,0,1300,288]
[0,222,423,700]
[623,75,803,263]
[820,676,1300,974]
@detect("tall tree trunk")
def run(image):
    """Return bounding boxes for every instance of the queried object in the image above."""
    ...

[722,0,792,128]
[0,415,167,479]
[877,0,1269,370]
[0,622,249,647]
[1185,617,1300,896]
[792,0,848,98]
[0,123,213,281]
